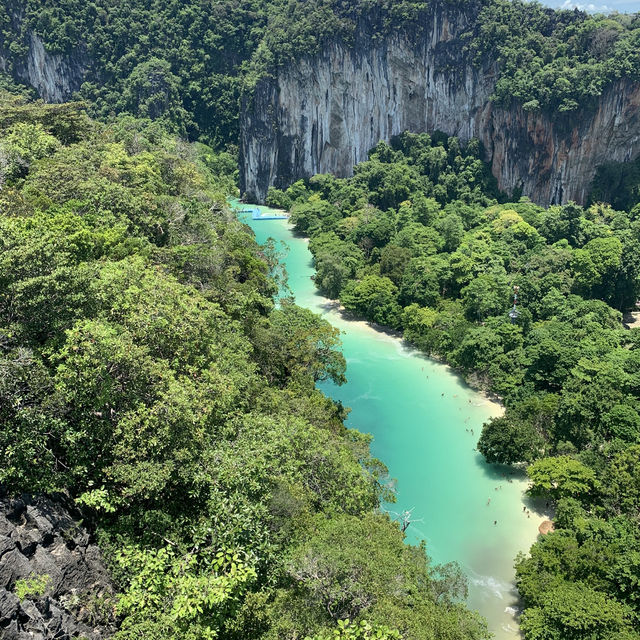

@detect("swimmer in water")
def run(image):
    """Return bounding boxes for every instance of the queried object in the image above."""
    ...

[494,520,497,525]
[487,498,491,505]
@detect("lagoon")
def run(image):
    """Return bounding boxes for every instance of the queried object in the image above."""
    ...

[236,201,545,639]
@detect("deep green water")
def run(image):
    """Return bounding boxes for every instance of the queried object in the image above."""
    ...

[235,202,545,639]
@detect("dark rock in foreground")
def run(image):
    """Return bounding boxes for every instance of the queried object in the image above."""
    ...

[0,492,115,640]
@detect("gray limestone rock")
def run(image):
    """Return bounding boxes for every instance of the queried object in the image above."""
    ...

[0,493,115,640]
[0,3,87,104]
[0,549,32,589]
[240,5,640,206]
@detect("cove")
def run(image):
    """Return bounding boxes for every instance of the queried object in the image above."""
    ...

[234,201,545,639]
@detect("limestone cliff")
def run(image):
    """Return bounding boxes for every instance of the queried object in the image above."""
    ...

[239,7,640,206]
[0,2,87,103]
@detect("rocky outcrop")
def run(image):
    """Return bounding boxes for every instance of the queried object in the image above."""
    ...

[484,80,640,205]
[0,2,87,103]
[239,6,640,206]
[0,493,115,640]
[22,33,87,102]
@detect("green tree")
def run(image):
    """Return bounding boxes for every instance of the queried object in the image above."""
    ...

[527,456,598,502]
[461,273,510,321]
[399,257,441,307]
[115,545,256,640]
[601,446,640,518]
[341,275,401,327]
[379,244,411,285]
[122,58,190,134]
[253,301,347,386]
[478,415,545,464]
[602,406,640,443]
[520,582,634,640]
[272,513,489,639]
[306,619,401,640]
[572,236,623,302]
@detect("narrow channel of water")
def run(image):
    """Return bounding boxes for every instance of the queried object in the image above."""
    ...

[235,201,545,639]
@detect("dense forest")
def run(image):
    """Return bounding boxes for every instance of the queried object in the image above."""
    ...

[1,0,640,145]
[0,95,495,639]
[1,0,640,639]
[266,131,640,640]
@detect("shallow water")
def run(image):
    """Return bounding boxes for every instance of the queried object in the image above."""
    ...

[235,202,544,639]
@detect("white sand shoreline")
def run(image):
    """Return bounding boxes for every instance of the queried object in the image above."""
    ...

[241,202,553,637]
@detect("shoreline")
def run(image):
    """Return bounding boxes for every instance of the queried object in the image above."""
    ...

[312,289,506,417]
[239,201,551,636]
[233,195,502,412]
[261,205,509,414]
[309,281,553,568]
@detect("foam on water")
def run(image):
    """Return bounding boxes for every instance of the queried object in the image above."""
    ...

[469,574,513,599]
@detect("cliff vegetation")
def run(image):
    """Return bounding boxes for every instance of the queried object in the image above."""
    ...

[1,0,639,147]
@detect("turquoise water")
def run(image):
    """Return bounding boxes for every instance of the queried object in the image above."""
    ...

[235,202,545,639]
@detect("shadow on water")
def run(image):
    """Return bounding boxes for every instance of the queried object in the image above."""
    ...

[472,457,551,519]
[472,458,528,482]
[470,457,535,527]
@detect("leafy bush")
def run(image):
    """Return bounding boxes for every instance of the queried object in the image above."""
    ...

[14,574,51,600]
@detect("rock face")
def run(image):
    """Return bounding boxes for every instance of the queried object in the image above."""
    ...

[23,33,87,103]
[0,31,87,102]
[0,1,87,103]
[0,493,115,640]
[239,6,640,206]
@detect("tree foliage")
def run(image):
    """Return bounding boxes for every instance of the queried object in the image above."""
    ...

[0,95,493,639]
